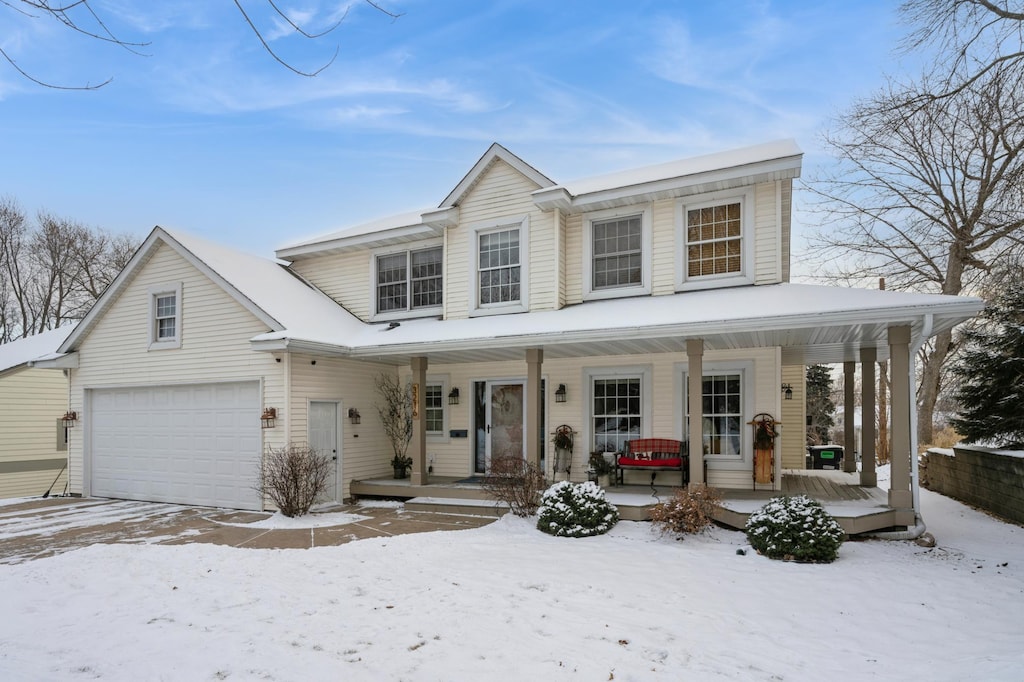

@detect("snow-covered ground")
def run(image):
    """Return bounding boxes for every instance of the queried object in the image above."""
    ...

[0,479,1021,680]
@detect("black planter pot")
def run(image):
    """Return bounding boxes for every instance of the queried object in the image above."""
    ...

[393,467,408,479]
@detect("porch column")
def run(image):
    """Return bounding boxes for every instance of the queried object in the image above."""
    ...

[410,356,428,485]
[843,361,856,473]
[859,347,877,486]
[887,326,914,524]
[687,338,705,487]
[525,348,543,471]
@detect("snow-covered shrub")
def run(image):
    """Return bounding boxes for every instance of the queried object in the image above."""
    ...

[536,481,619,537]
[650,484,722,539]
[745,495,845,563]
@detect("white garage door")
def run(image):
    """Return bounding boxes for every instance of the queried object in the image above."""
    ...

[90,382,262,510]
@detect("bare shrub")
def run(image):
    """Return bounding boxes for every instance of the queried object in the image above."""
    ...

[650,484,723,539]
[257,444,332,517]
[481,455,546,517]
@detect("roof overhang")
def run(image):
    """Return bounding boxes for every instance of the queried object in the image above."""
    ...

[246,284,983,367]
[533,147,802,214]
[277,221,443,260]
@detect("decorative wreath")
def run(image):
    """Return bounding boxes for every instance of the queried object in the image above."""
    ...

[749,413,779,450]
[552,424,574,452]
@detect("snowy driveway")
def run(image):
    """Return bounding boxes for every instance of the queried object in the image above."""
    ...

[0,496,494,564]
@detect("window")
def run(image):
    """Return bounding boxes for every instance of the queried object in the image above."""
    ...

[584,207,651,300]
[592,377,642,453]
[479,228,520,305]
[425,383,444,435]
[470,216,529,315]
[676,189,753,290]
[155,294,177,339]
[148,283,182,350]
[55,419,68,452]
[375,246,442,317]
[680,363,751,465]
[686,203,741,277]
[593,214,642,290]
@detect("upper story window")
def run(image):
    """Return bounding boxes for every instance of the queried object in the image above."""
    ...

[676,189,754,291]
[470,216,530,316]
[584,207,651,301]
[148,282,182,350]
[374,246,442,320]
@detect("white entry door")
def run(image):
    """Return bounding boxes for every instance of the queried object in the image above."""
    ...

[309,401,340,503]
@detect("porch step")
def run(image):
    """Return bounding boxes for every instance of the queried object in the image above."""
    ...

[405,496,507,517]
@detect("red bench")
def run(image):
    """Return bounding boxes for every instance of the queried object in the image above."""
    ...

[615,438,689,487]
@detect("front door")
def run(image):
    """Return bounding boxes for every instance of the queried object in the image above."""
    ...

[480,381,525,473]
[309,401,340,503]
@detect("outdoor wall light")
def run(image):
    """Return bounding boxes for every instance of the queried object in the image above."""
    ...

[448,387,460,405]
[61,411,78,428]
[781,384,793,400]
[555,384,567,403]
[348,407,361,425]
[261,407,277,429]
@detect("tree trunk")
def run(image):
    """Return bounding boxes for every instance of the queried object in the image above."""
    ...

[877,361,890,464]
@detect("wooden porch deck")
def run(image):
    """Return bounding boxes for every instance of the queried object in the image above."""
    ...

[349,469,901,535]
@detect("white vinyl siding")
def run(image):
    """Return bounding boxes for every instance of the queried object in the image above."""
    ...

[67,243,286,498]
[0,366,69,499]
[289,250,372,321]
[446,159,553,318]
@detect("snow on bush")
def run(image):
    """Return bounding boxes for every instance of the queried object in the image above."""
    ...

[536,481,619,538]
[745,495,845,563]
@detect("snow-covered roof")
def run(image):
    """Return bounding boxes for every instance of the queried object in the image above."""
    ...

[278,141,799,260]
[250,283,984,365]
[0,327,73,373]
[533,139,803,213]
[59,227,364,355]
[276,209,437,260]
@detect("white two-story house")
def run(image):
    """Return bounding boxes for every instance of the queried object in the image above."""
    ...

[39,140,982,528]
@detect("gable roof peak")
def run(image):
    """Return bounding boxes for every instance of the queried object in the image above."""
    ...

[440,142,555,208]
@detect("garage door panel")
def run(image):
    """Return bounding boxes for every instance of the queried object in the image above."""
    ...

[91,382,261,510]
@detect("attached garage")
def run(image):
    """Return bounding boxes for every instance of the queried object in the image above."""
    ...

[89,381,262,510]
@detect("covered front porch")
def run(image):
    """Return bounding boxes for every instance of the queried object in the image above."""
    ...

[350,469,898,534]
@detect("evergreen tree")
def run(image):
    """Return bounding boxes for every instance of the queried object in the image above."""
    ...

[806,364,836,445]
[950,275,1024,448]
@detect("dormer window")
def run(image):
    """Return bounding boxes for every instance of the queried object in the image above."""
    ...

[374,246,443,319]
[470,216,530,316]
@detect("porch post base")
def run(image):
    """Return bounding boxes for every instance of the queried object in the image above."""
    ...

[892,508,916,527]
[888,489,912,510]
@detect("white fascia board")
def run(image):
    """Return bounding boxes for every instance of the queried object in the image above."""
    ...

[277,223,442,259]
[421,206,460,229]
[531,187,573,212]
[249,336,354,356]
[28,352,79,369]
[440,143,555,208]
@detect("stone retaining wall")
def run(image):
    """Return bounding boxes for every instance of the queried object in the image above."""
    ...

[921,446,1024,525]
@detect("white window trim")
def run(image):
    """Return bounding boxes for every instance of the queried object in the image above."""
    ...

[469,215,530,316]
[425,375,450,442]
[148,282,182,350]
[675,187,755,291]
[583,206,652,301]
[583,365,653,454]
[369,241,444,322]
[675,360,754,471]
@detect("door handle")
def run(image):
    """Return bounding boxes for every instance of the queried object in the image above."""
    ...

[486,424,491,433]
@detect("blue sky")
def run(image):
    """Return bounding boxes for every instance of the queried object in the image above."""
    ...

[0,1,917,259]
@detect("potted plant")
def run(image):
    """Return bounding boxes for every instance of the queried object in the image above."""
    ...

[589,451,614,488]
[376,373,414,479]
[391,454,413,479]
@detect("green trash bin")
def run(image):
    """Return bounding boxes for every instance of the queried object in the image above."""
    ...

[808,445,844,470]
